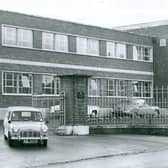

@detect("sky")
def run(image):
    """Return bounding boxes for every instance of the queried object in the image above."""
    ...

[1,0,168,28]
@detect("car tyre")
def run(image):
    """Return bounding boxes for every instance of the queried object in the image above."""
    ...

[8,132,14,147]
[8,138,14,147]
[4,134,7,140]
[43,140,48,147]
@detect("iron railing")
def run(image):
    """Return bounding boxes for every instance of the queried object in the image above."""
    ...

[88,87,168,127]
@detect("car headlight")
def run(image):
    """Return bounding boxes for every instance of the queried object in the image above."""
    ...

[12,126,19,133]
[41,125,48,133]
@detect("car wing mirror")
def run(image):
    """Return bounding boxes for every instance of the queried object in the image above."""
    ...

[8,120,11,124]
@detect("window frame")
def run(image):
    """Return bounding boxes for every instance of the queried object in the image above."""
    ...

[77,37,99,56]
[2,72,33,95]
[106,41,126,59]
[41,75,60,96]
[42,32,68,52]
[42,32,54,50]
[2,25,33,48]
[133,45,153,62]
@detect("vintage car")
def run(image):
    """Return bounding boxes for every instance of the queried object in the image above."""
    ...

[88,105,114,119]
[117,99,160,118]
[3,106,48,147]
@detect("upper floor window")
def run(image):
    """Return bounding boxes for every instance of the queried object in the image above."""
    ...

[106,41,126,59]
[2,25,33,48]
[55,34,68,52]
[116,43,126,59]
[42,32,54,50]
[106,42,115,57]
[17,29,32,47]
[42,75,60,95]
[133,46,152,62]
[160,39,167,47]
[42,32,68,52]
[3,72,32,95]
[77,37,99,55]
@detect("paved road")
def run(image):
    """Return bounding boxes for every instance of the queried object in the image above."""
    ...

[1,129,168,168]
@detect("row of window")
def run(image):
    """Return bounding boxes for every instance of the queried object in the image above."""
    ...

[3,72,60,95]
[3,72,152,98]
[88,78,152,98]
[2,25,153,62]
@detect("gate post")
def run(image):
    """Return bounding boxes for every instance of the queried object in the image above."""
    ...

[60,75,89,135]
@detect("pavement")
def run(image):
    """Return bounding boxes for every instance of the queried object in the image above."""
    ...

[1,130,168,168]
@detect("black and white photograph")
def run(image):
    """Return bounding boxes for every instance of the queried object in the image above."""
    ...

[1,0,168,167]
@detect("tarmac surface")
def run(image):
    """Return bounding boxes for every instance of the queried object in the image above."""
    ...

[1,128,168,168]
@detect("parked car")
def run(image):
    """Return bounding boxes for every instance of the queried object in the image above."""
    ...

[3,106,48,147]
[88,105,114,118]
[116,99,160,118]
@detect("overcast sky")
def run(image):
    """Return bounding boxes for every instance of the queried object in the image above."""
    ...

[1,0,168,28]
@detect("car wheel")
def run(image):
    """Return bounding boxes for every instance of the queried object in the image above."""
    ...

[8,138,14,147]
[3,127,7,140]
[8,132,14,147]
[4,134,7,140]
[43,140,48,147]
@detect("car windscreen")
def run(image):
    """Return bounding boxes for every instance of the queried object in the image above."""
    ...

[11,111,43,121]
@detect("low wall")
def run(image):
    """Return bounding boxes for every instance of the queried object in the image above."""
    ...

[90,125,168,136]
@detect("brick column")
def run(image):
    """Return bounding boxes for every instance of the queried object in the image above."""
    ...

[60,75,89,126]
[33,74,42,95]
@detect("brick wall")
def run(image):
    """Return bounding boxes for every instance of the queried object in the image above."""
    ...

[60,75,88,125]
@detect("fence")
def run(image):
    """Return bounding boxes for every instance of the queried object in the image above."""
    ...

[32,93,65,130]
[87,87,168,127]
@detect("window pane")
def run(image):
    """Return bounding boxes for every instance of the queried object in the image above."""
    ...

[133,46,152,61]
[101,79,108,96]
[133,46,138,60]
[117,80,128,96]
[107,42,115,57]
[89,79,100,96]
[143,82,151,97]
[3,26,16,45]
[144,48,151,61]
[55,34,68,52]
[116,43,126,59]
[77,37,87,54]
[108,80,116,96]
[17,29,32,47]
[42,75,60,95]
[19,74,32,94]
[42,32,54,50]
[87,39,99,55]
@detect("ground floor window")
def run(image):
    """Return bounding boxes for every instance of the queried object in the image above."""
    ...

[88,78,152,98]
[2,72,60,95]
[3,72,32,94]
[42,75,60,95]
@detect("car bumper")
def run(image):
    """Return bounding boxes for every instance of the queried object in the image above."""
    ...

[11,135,48,140]
[11,137,48,141]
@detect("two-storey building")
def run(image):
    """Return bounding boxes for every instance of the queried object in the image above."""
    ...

[0,10,154,130]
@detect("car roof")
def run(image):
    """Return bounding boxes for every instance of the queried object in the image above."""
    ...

[7,106,41,112]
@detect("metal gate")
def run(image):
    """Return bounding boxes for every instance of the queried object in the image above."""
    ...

[32,92,65,130]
